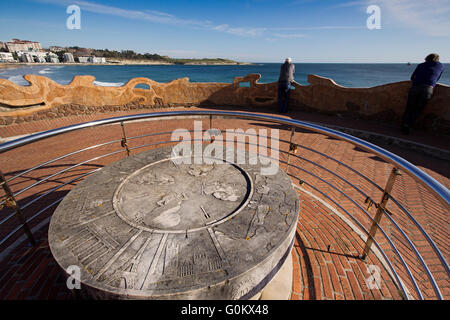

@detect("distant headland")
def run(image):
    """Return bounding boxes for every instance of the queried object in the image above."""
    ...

[0,38,251,66]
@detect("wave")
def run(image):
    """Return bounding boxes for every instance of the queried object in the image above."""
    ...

[93,81,125,87]
[38,68,53,75]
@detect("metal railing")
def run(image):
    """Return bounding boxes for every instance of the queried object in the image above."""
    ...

[0,110,448,300]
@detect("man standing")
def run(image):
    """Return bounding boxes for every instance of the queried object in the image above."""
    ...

[278,57,295,113]
[401,53,444,134]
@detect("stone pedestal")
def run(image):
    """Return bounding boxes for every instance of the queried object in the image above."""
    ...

[49,146,299,299]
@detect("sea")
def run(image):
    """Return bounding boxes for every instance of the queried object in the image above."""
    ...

[0,63,449,88]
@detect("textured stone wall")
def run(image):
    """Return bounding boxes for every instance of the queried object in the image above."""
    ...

[290,75,450,132]
[0,73,448,132]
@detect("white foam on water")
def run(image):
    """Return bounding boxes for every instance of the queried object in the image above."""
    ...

[38,68,53,74]
[93,81,124,87]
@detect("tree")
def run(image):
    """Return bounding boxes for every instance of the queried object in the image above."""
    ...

[56,51,67,62]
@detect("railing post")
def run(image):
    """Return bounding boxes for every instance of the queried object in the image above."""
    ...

[360,167,401,260]
[120,121,131,157]
[286,126,297,176]
[0,170,36,246]
[207,115,219,144]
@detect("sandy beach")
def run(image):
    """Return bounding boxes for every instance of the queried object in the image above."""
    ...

[0,63,28,70]
[0,62,172,69]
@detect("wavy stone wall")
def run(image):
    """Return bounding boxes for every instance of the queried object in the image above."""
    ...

[0,73,448,132]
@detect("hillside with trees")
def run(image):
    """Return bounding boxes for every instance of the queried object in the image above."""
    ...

[56,47,242,65]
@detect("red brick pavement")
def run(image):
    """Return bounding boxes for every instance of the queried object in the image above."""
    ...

[0,107,448,300]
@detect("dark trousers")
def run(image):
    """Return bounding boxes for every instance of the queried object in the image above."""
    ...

[278,81,291,113]
[402,85,434,128]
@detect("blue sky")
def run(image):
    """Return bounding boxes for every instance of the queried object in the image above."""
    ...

[1,0,449,62]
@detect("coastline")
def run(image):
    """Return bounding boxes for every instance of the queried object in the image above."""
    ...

[0,63,29,70]
[0,60,253,70]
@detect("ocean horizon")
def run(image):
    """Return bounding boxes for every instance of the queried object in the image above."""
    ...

[0,63,449,88]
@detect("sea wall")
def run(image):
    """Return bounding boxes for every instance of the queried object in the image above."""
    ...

[0,73,448,132]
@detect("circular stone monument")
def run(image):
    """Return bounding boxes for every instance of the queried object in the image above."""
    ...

[49,146,299,299]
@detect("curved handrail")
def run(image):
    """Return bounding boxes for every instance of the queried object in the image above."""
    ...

[0,110,448,300]
[1,111,448,206]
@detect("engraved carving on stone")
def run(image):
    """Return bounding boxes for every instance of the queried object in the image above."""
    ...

[143,192,189,228]
[62,223,120,269]
[136,171,175,185]
[163,241,179,277]
[247,200,259,209]
[177,253,224,278]
[135,233,168,290]
[207,228,231,270]
[178,260,194,277]
[278,202,294,227]
[113,156,253,233]
[256,185,270,195]
[59,190,107,225]
[264,183,287,204]
[104,237,152,289]
[231,276,256,300]
[94,230,143,281]
[188,164,215,177]
[49,147,299,299]
[65,211,115,229]
[203,182,239,202]
[245,204,270,240]
[208,257,223,272]
[254,173,270,195]
[200,205,211,219]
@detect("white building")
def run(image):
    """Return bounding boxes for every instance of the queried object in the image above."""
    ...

[21,53,34,63]
[63,52,75,63]
[46,52,59,63]
[0,52,15,62]
[5,39,42,53]
[78,56,106,64]
[89,56,106,64]
[78,56,90,63]
[17,51,49,63]
[34,52,48,62]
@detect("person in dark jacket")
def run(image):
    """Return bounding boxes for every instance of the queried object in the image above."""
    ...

[401,53,444,134]
[278,57,295,113]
